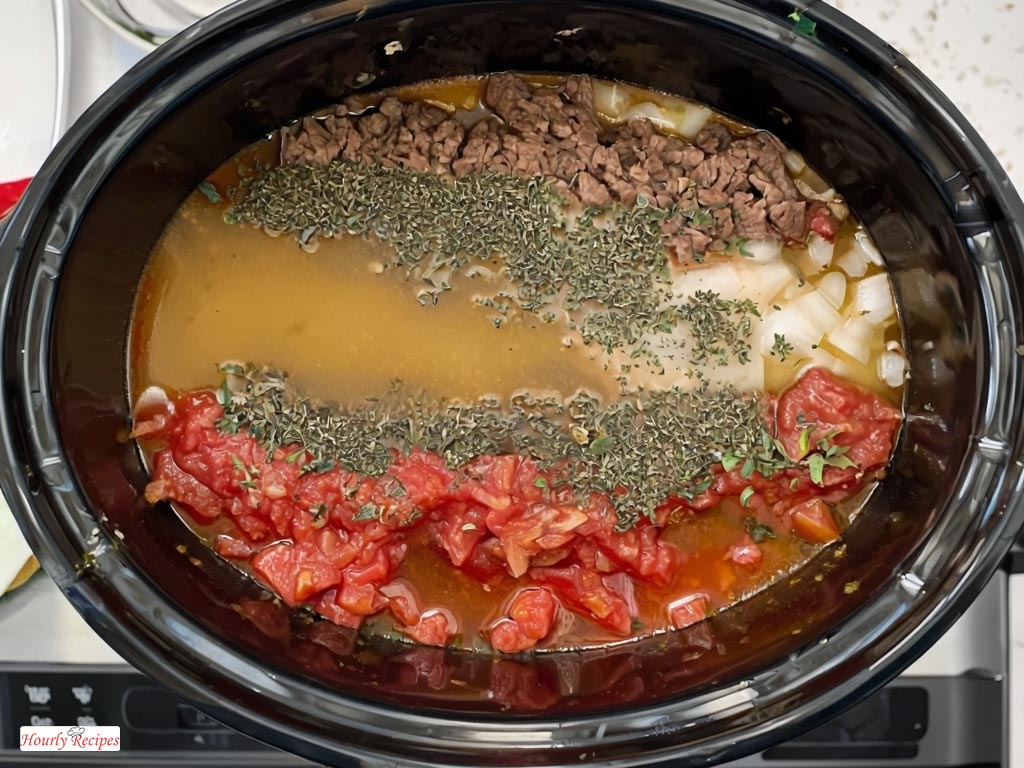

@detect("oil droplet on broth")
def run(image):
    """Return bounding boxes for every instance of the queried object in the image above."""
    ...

[131,196,618,406]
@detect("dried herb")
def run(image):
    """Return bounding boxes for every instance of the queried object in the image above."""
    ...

[744,516,776,542]
[216,363,778,530]
[674,290,761,366]
[198,181,222,203]
[771,333,794,362]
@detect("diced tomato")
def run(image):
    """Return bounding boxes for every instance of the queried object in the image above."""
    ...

[314,590,365,629]
[809,202,840,242]
[380,580,421,626]
[454,536,510,582]
[489,619,537,653]
[776,367,901,481]
[403,609,457,646]
[728,538,763,569]
[335,580,384,615]
[668,593,709,629]
[789,499,841,544]
[530,565,634,635]
[214,535,252,560]
[251,541,343,605]
[144,451,225,520]
[316,528,360,569]
[590,523,681,586]
[431,503,487,566]
[489,588,559,653]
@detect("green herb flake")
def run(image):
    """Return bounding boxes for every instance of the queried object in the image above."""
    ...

[588,434,616,456]
[740,486,756,507]
[788,9,818,37]
[771,333,794,362]
[198,181,222,203]
[806,453,826,485]
[744,516,776,542]
[721,453,742,472]
[354,503,379,521]
[534,477,549,489]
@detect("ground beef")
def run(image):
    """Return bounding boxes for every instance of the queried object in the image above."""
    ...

[279,73,837,256]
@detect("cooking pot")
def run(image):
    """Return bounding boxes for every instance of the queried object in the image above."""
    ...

[2,0,1023,765]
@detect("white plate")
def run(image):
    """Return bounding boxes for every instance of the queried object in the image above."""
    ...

[0,0,68,182]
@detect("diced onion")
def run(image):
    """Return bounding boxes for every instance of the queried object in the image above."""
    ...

[592,81,629,117]
[828,316,874,363]
[762,306,822,356]
[783,276,813,301]
[828,201,850,222]
[853,273,895,325]
[806,233,835,272]
[620,101,675,131]
[742,239,783,263]
[672,105,711,139]
[133,385,174,418]
[793,289,842,334]
[815,271,847,309]
[878,350,907,387]
[741,261,796,305]
[836,244,870,278]
[670,263,741,303]
[854,231,884,266]
[782,150,806,175]
[797,348,857,380]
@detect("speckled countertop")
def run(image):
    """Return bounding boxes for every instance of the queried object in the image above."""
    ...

[827,0,1024,192]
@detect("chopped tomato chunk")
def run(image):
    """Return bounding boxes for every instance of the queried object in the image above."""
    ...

[251,542,342,605]
[729,540,763,569]
[789,499,841,544]
[668,593,709,629]
[404,609,457,646]
[488,587,559,653]
[214,535,252,560]
[530,565,633,635]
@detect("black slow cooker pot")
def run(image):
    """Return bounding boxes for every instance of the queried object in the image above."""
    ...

[2,0,1023,765]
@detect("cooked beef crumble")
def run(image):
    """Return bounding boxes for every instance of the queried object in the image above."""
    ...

[280,73,835,261]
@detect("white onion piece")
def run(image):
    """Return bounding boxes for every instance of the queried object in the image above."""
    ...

[855,231,884,266]
[793,290,842,334]
[836,244,870,278]
[816,271,847,309]
[783,276,813,301]
[620,101,675,131]
[592,81,629,117]
[806,233,835,272]
[828,201,850,222]
[673,105,711,139]
[853,273,895,325]
[133,385,174,418]
[782,150,806,175]
[798,348,856,380]
[743,260,797,304]
[670,263,741,301]
[761,304,824,356]
[878,350,907,387]
[742,239,783,263]
[827,316,874,363]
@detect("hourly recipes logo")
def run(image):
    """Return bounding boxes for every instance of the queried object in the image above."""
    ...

[20,725,121,752]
